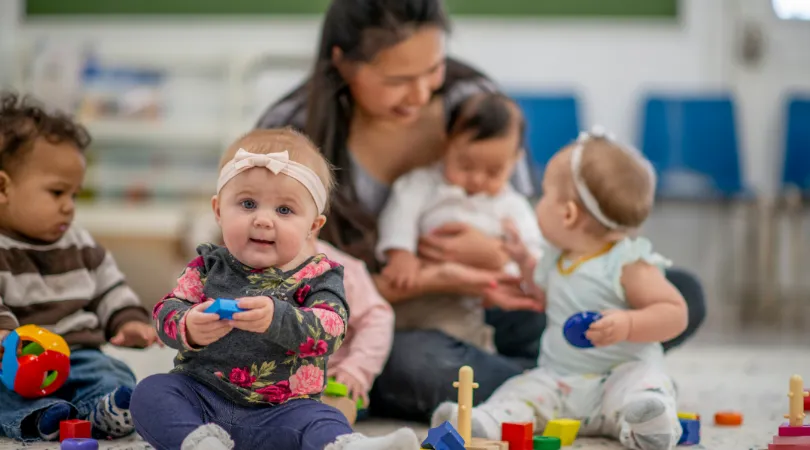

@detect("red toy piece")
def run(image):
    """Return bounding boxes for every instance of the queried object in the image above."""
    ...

[805,390,810,412]
[501,422,533,450]
[59,420,91,442]
[780,425,810,437]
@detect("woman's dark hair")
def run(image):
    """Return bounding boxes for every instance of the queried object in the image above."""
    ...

[449,92,526,150]
[306,0,450,166]
[0,91,91,173]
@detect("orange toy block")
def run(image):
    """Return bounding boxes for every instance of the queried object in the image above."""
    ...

[501,422,533,450]
[714,411,743,426]
[59,419,91,442]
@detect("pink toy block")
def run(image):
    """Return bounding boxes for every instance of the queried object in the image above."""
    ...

[775,436,810,445]
[780,425,810,437]
[769,444,810,450]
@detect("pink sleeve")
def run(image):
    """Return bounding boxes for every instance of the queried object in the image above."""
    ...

[317,241,394,393]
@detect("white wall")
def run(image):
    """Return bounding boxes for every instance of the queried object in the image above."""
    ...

[15,0,731,156]
[8,0,806,326]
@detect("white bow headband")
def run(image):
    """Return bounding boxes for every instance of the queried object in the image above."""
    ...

[570,125,656,230]
[217,149,327,214]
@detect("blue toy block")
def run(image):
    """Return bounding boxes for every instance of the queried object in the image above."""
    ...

[563,311,602,348]
[678,418,700,446]
[204,298,243,320]
[421,421,465,450]
[61,438,99,450]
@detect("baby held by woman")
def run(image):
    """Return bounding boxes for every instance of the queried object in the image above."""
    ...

[375,93,544,351]
[433,128,688,450]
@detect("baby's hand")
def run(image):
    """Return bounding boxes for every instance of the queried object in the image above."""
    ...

[334,370,370,407]
[231,296,275,333]
[110,321,162,348]
[186,300,234,347]
[585,310,632,347]
[502,219,533,269]
[382,250,421,290]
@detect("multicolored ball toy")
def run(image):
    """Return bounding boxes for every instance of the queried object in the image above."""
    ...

[0,325,70,398]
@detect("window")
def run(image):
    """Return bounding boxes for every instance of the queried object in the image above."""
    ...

[773,0,810,20]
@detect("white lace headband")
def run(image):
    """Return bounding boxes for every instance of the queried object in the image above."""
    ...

[570,125,656,230]
[217,149,327,214]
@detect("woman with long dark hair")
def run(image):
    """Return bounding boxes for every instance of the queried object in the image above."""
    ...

[257,0,706,422]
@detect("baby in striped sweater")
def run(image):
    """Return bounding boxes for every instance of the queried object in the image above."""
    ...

[0,92,159,442]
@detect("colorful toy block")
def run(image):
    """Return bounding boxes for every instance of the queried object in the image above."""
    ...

[767,375,810,449]
[422,421,465,450]
[678,418,701,446]
[204,298,244,320]
[542,419,581,446]
[60,438,98,450]
[780,425,810,437]
[0,325,70,398]
[677,411,700,421]
[502,422,533,450]
[714,411,743,426]
[59,420,91,442]
[533,436,562,449]
[563,311,602,348]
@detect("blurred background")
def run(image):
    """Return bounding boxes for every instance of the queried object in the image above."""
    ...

[0,0,808,344]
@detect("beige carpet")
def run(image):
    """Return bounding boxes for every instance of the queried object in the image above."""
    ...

[0,342,805,450]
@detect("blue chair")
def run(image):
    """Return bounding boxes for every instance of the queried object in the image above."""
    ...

[638,94,748,200]
[511,93,581,193]
[781,95,810,194]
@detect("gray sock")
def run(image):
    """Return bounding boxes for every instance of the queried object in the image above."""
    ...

[621,397,678,450]
[181,424,234,450]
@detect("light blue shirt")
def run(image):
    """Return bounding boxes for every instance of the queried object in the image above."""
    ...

[535,237,671,375]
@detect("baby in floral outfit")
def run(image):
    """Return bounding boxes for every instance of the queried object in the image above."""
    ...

[130,129,420,450]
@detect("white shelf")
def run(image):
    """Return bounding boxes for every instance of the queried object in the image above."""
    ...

[74,201,210,238]
[85,119,226,145]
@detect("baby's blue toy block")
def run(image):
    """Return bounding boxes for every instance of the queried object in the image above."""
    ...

[678,418,701,446]
[204,298,243,320]
[421,421,465,450]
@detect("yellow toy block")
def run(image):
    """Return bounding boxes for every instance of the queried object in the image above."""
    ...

[677,412,700,421]
[542,419,581,446]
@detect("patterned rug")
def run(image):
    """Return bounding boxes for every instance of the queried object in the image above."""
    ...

[0,343,805,449]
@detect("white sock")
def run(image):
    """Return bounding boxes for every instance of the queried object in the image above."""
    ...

[325,429,420,450]
[430,401,502,440]
[181,424,234,450]
[619,395,680,450]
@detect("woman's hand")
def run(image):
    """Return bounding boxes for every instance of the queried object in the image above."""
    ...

[375,261,503,303]
[418,223,507,270]
[483,280,545,312]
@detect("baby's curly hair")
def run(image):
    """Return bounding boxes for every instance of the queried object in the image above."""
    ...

[0,92,91,173]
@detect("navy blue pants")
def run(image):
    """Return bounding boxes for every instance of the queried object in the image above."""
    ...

[131,373,352,450]
[0,349,135,441]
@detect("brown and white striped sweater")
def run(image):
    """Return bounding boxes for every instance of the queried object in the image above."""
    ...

[0,226,149,347]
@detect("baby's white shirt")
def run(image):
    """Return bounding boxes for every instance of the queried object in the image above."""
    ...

[375,163,543,270]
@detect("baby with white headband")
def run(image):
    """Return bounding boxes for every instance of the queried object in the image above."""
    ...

[132,129,421,450]
[432,128,688,450]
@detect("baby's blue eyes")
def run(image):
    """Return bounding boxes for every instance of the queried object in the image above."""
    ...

[239,200,293,215]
